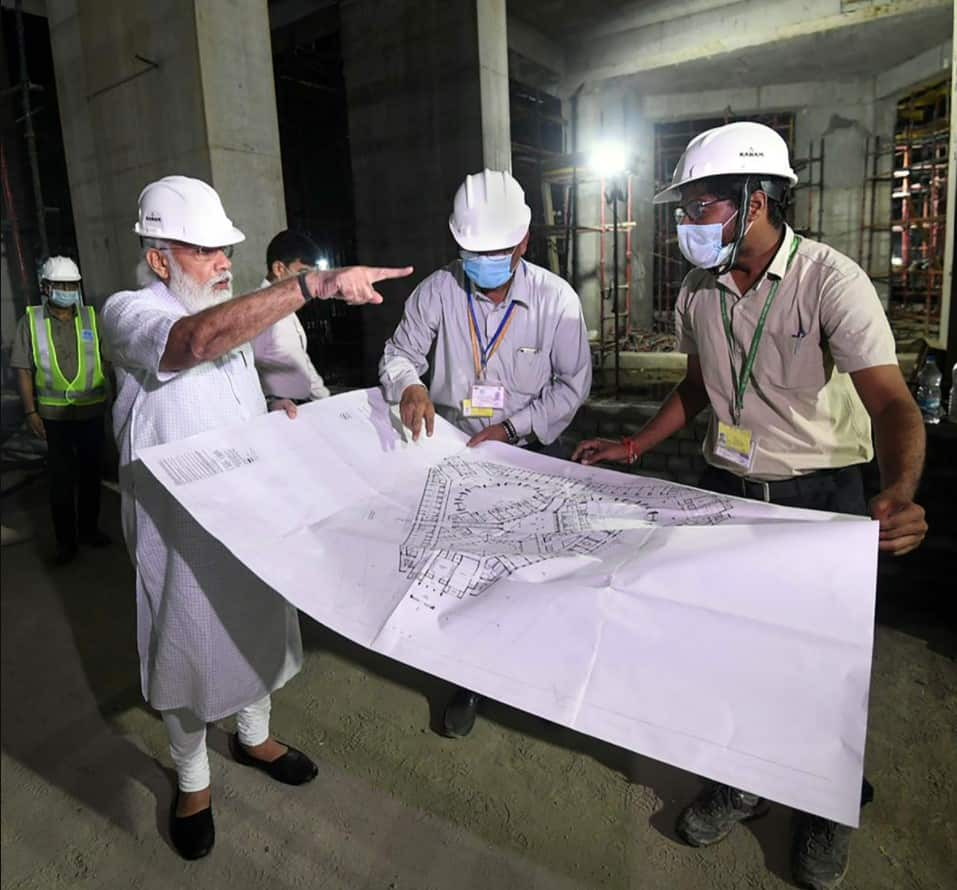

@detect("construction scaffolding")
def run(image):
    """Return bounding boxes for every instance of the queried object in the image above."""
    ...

[791,140,825,240]
[510,79,639,393]
[859,134,893,297]
[533,158,636,387]
[884,80,949,344]
[1,3,78,320]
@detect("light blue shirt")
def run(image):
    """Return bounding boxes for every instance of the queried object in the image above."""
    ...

[379,260,592,444]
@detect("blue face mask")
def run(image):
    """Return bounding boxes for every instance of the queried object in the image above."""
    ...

[49,288,80,308]
[461,252,515,290]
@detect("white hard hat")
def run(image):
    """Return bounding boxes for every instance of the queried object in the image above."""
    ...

[133,175,245,247]
[449,169,531,252]
[653,121,798,204]
[39,256,81,283]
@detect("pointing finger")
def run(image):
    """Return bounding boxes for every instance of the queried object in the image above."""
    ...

[370,266,414,282]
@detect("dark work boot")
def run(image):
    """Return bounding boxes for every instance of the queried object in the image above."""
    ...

[676,782,769,847]
[443,689,480,738]
[792,814,853,890]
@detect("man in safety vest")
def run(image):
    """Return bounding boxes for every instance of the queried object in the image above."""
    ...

[573,122,927,890]
[379,169,592,739]
[11,256,111,565]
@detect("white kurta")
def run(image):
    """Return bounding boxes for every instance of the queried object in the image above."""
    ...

[251,278,330,401]
[101,281,302,721]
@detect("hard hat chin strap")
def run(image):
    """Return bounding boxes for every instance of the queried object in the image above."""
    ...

[712,178,755,276]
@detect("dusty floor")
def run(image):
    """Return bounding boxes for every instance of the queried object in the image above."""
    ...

[1,478,955,890]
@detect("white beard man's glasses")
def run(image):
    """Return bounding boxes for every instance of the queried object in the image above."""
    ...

[165,244,235,260]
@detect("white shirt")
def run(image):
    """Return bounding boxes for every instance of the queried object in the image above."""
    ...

[101,280,302,721]
[379,260,592,444]
[251,279,329,401]
[675,226,899,479]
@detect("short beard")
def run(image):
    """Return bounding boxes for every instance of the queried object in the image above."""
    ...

[167,255,233,314]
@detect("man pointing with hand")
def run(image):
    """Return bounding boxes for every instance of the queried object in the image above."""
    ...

[101,175,411,861]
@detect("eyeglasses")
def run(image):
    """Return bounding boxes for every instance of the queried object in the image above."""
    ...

[164,244,234,260]
[674,198,730,225]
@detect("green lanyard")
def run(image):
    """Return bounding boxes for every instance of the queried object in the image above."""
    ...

[718,234,801,426]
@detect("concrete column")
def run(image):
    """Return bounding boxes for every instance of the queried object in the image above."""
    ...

[340,0,511,380]
[46,0,285,303]
[477,0,511,171]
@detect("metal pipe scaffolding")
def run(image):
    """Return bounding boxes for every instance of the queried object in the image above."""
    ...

[14,0,49,259]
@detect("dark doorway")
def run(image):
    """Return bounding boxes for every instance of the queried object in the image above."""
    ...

[270,2,361,387]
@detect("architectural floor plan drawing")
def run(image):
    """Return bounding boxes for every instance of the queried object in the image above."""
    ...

[400,456,736,600]
[137,389,880,827]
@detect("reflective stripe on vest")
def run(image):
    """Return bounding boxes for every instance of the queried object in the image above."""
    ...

[27,305,106,407]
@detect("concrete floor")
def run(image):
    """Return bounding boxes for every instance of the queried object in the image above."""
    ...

[1,478,955,890]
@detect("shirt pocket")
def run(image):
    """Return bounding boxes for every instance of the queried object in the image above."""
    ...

[510,347,549,396]
[760,330,828,391]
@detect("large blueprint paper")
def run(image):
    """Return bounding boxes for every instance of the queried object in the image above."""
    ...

[138,389,877,826]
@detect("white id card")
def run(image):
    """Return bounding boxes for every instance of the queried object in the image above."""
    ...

[471,383,505,409]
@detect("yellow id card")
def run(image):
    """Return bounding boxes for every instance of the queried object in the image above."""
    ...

[715,421,754,470]
[462,399,494,418]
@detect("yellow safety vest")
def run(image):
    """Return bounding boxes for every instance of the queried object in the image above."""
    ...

[26,305,106,407]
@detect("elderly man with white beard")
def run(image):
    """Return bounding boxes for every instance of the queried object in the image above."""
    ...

[100,175,412,860]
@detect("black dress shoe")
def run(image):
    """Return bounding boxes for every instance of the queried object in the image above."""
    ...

[228,733,318,785]
[443,689,481,738]
[170,794,214,860]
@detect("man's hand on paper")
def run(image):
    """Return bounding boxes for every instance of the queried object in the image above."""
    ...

[869,488,927,556]
[268,398,298,419]
[400,384,435,441]
[467,424,509,447]
[572,437,630,465]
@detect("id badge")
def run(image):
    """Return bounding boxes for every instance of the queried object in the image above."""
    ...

[714,421,755,471]
[471,383,505,409]
[462,399,494,418]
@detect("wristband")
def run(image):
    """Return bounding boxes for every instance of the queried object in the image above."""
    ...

[297,271,314,302]
[622,437,639,464]
[502,418,519,445]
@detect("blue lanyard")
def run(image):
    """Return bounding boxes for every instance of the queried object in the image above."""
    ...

[466,279,516,374]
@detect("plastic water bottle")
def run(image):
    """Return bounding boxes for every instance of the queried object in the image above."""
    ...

[915,356,942,424]
[949,361,957,422]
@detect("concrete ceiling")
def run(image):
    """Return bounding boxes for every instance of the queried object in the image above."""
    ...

[614,5,955,93]
[508,0,689,44]
[507,0,954,94]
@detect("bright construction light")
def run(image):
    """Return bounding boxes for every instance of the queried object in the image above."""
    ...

[589,141,628,177]
[316,257,330,271]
